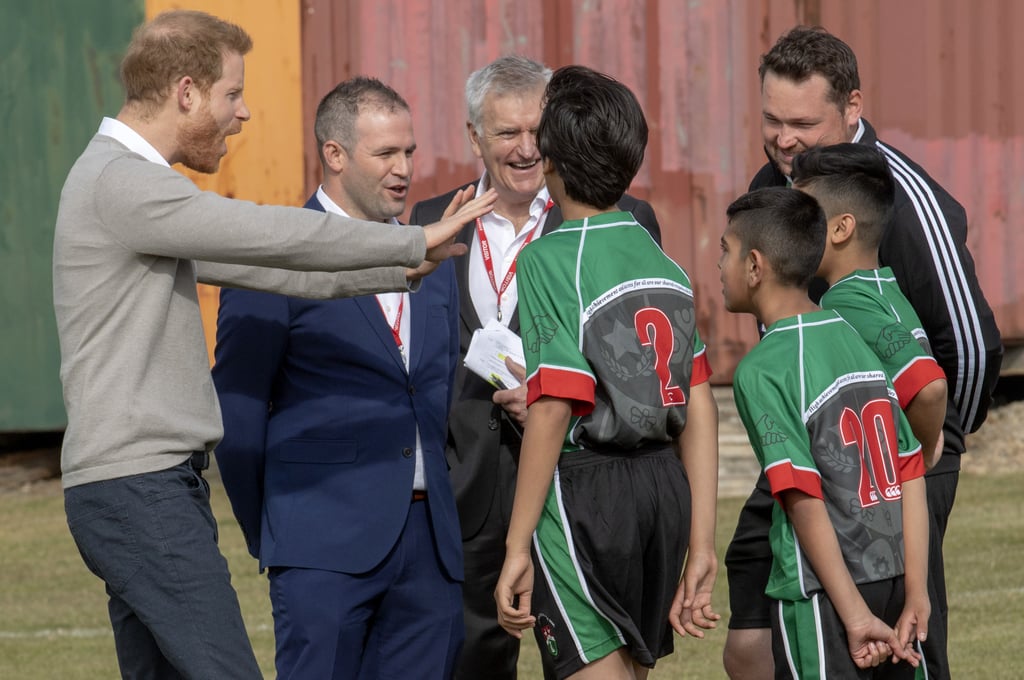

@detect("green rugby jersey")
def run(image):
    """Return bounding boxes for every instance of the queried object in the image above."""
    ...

[516,211,710,454]
[733,310,925,602]
[821,267,945,408]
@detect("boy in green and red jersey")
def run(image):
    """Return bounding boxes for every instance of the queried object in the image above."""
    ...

[791,143,948,470]
[720,187,928,678]
[494,65,720,679]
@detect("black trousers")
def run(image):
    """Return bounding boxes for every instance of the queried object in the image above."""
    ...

[454,438,557,680]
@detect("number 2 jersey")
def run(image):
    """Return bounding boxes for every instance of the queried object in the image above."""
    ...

[516,211,711,453]
[732,310,926,602]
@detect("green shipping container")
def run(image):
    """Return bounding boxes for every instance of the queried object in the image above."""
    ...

[0,1,142,432]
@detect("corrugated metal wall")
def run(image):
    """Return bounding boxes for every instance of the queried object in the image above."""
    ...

[5,0,1020,430]
[300,0,1023,382]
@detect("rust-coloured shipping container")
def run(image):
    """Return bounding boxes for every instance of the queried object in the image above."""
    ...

[296,0,1023,381]
[6,0,1019,434]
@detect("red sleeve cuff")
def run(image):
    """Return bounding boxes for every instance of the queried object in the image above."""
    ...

[526,366,596,416]
[899,448,926,482]
[765,460,823,501]
[892,357,946,408]
[691,350,712,386]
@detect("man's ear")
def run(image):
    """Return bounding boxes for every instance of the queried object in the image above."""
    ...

[322,140,347,173]
[467,121,482,158]
[176,76,196,113]
[844,89,864,132]
[542,158,556,177]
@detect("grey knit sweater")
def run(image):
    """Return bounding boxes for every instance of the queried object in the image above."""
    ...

[54,131,425,487]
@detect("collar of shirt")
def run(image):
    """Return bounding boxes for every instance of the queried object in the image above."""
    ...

[316,186,410,361]
[317,187,424,488]
[97,117,171,167]
[469,173,552,327]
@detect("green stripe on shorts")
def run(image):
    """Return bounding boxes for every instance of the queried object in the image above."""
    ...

[777,595,825,679]
[534,471,624,664]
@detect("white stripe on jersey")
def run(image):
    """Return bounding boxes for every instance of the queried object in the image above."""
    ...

[876,142,988,432]
[571,215,690,352]
[574,221,588,352]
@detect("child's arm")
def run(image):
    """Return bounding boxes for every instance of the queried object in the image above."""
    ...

[903,378,947,469]
[494,396,572,638]
[668,380,721,637]
[894,475,930,656]
[780,490,919,669]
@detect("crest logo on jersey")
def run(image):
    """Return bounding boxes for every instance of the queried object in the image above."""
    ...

[821,438,858,474]
[874,323,912,360]
[630,405,656,430]
[755,413,787,446]
[524,314,558,352]
[537,614,559,657]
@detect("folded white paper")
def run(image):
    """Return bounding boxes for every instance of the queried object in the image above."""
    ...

[464,319,526,389]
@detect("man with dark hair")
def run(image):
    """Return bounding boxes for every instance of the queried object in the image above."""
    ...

[214,77,466,678]
[722,25,1003,680]
[495,65,720,680]
[54,10,493,677]
[409,55,661,680]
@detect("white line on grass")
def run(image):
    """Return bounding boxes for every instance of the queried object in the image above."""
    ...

[0,623,272,640]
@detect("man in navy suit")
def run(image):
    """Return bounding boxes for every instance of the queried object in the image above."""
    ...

[409,56,662,680]
[214,77,465,679]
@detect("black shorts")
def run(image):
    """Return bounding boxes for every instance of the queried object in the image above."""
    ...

[772,578,915,680]
[529,446,690,679]
[724,475,774,629]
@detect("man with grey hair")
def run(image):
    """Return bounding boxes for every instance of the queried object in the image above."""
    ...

[411,55,661,679]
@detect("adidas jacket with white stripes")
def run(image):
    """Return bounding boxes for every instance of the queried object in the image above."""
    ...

[749,118,1003,471]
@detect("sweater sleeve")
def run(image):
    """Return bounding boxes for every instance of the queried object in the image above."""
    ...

[94,155,425,271]
[195,261,407,299]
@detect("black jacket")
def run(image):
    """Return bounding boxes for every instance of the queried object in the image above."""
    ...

[750,119,1003,466]
[410,186,661,537]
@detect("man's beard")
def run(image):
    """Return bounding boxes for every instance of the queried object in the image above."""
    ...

[177,105,228,174]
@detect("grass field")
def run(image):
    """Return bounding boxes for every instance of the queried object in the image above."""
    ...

[0,469,1020,678]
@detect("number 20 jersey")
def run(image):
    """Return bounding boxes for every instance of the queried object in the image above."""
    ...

[733,310,926,602]
[516,211,711,453]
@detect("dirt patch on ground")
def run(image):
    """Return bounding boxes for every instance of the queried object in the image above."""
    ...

[962,399,1024,475]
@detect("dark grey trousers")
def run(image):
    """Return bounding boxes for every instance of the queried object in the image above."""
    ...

[65,460,261,679]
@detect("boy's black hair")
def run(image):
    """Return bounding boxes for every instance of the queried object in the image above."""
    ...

[726,187,827,289]
[537,65,647,209]
[791,143,896,250]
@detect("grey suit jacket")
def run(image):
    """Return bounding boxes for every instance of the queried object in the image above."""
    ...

[409,185,662,538]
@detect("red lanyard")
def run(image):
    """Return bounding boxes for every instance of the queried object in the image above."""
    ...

[377,294,405,355]
[476,199,554,321]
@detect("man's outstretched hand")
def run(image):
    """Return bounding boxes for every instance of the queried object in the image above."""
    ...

[408,187,497,281]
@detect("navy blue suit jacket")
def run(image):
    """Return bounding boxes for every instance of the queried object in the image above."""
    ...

[212,194,463,580]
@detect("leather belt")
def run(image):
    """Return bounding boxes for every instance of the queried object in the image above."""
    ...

[411,489,427,502]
